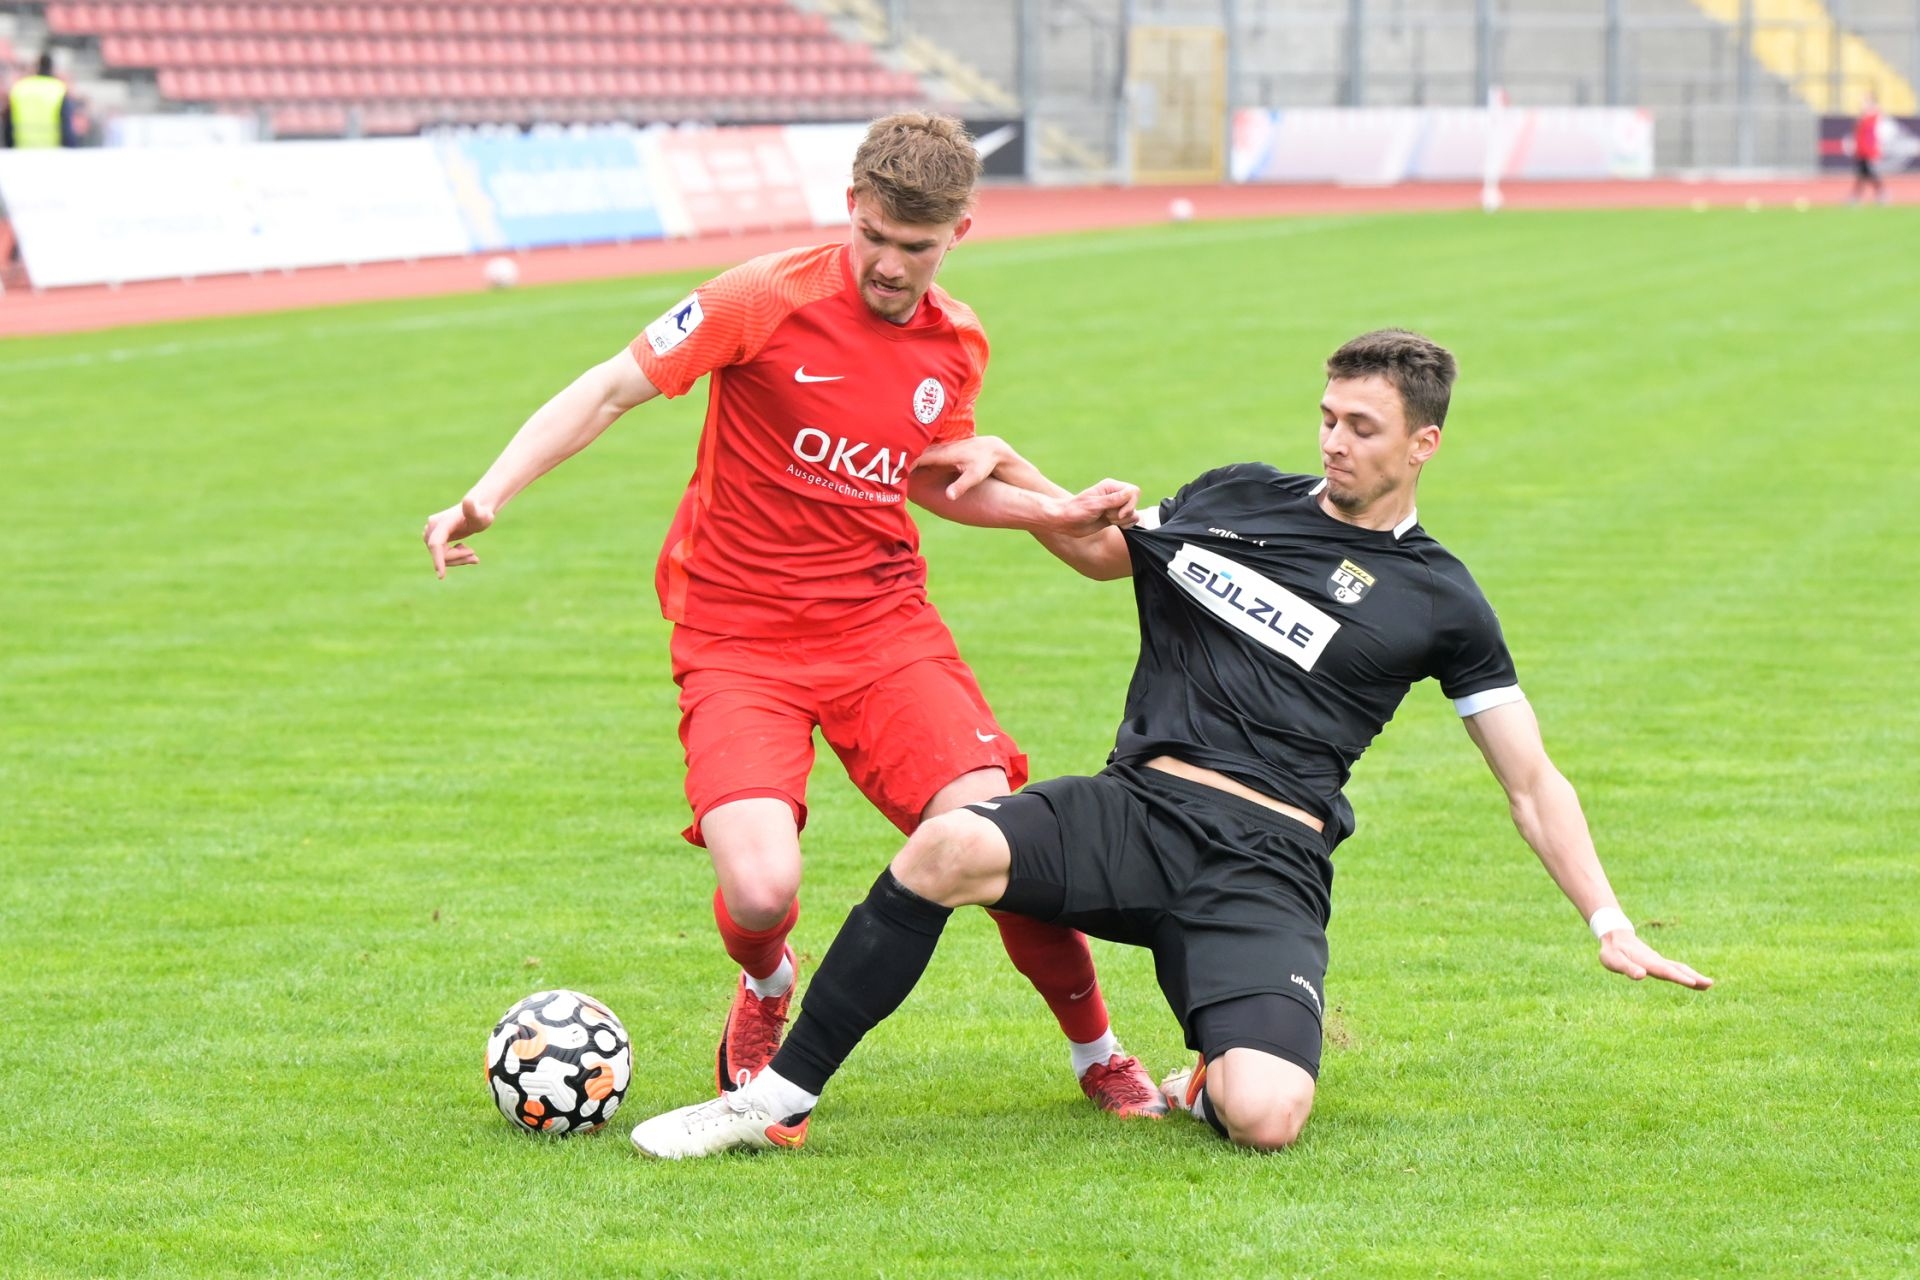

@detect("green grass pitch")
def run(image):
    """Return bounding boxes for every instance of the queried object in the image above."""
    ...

[4,206,1917,1277]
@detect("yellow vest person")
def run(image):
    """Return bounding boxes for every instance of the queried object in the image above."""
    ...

[6,64,71,149]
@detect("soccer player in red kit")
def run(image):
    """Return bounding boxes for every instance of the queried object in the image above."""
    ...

[423,113,1165,1116]
[1850,91,1888,205]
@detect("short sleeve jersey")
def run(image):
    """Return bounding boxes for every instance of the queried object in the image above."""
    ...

[1115,464,1522,843]
[629,242,989,637]
[1856,109,1883,161]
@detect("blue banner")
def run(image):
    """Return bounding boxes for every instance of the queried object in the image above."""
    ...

[437,129,667,251]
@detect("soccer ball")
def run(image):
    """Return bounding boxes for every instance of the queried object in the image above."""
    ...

[482,255,520,290]
[485,989,632,1135]
[1168,196,1196,223]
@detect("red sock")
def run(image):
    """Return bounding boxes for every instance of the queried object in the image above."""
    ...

[989,910,1111,1044]
[713,889,799,980]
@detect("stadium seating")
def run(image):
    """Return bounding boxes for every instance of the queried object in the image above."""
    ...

[44,2,927,135]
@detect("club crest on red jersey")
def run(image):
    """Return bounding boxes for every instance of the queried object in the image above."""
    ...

[913,378,946,425]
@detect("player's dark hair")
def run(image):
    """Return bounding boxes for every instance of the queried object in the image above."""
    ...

[851,112,981,226]
[1325,330,1456,430]
[36,52,55,76]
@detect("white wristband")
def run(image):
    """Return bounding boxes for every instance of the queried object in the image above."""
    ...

[1588,906,1634,941]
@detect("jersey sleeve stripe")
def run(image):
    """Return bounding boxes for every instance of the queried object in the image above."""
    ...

[1453,685,1527,717]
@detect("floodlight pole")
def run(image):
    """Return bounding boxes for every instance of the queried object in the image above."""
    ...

[1119,0,1137,183]
[1345,0,1366,105]
[1474,0,1493,106]
[1826,0,1847,110]
[1018,0,1040,180]
[1735,0,1755,168]
[1223,0,1240,180]
[1605,0,1624,106]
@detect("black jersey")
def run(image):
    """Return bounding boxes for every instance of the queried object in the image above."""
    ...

[1114,464,1522,845]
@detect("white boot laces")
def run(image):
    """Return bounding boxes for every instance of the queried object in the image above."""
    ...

[684,1087,769,1133]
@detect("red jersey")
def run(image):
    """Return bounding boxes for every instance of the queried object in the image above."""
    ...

[1856,110,1882,162]
[629,242,988,637]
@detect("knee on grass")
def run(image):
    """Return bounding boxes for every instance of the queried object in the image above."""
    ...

[1208,1067,1315,1152]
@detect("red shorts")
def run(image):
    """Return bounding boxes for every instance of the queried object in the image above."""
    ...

[670,602,1028,845]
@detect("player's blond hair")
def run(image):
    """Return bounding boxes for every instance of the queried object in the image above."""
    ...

[851,112,981,227]
[1326,330,1457,430]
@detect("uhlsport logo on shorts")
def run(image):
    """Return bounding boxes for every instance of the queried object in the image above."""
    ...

[1290,973,1323,1014]
[1329,558,1375,605]
[1169,544,1340,671]
[644,294,704,355]
[913,377,945,424]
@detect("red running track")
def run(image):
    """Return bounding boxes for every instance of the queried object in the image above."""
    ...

[2,175,1911,338]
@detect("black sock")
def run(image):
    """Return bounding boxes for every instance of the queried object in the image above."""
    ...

[1196,1083,1230,1140]
[769,868,952,1095]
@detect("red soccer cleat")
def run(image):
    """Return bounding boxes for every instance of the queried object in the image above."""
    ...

[1079,1053,1169,1118]
[716,944,797,1094]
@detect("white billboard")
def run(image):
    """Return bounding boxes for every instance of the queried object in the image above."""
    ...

[0,138,473,288]
[1231,107,1654,185]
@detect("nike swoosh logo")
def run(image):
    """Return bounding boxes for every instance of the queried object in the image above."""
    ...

[973,124,1019,159]
[1068,982,1096,1001]
[975,730,999,742]
[794,368,844,383]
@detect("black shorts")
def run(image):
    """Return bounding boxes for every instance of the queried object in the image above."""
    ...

[972,762,1334,1074]
[1856,156,1881,180]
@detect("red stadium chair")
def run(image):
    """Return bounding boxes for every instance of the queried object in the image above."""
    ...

[105,0,922,135]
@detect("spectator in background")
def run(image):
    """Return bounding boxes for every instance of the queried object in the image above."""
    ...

[5,52,81,150]
[1849,90,1888,206]
[4,51,81,269]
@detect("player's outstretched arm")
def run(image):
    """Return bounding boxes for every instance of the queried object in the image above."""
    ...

[910,437,1136,579]
[908,469,1139,579]
[422,349,660,578]
[1028,521,1136,581]
[1463,700,1713,990]
[913,435,1071,503]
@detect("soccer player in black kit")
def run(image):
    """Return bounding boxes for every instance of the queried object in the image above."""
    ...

[632,329,1713,1158]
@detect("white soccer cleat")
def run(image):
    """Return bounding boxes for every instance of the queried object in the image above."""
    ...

[630,1088,810,1159]
[1160,1054,1207,1119]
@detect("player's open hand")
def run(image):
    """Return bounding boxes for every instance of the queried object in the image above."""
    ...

[423,496,494,579]
[1051,478,1141,538]
[1599,931,1712,990]
[914,435,1015,501]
